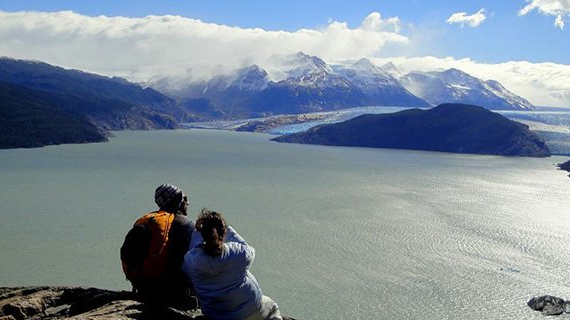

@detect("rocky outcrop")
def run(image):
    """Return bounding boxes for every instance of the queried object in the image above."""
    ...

[0,287,295,320]
[528,295,570,316]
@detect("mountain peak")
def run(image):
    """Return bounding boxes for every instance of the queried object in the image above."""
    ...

[354,58,374,68]
[400,68,535,110]
[350,58,392,77]
[284,53,333,79]
[230,64,268,91]
[382,62,397,70]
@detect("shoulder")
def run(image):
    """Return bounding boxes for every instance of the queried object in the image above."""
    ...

[173,214,195,228]
[134,211,158,225]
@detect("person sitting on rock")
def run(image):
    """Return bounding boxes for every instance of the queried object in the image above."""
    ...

[120,183,196,308]
[182,209,283,320]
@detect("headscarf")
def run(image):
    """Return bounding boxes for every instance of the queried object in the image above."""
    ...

[154,183,183,209]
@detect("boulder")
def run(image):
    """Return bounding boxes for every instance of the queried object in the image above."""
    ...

[528,295,567,316]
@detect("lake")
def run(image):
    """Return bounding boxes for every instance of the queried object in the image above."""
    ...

[0,129,569,319]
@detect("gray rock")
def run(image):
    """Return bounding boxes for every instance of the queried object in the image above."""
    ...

[528,295,566,316]
[564,301,570,314]
[0,286,295,320]
[543,304,565,316]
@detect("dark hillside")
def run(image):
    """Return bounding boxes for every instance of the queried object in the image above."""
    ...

[0,57,188,131]
[0,81,107,149]
[273,103,550,157]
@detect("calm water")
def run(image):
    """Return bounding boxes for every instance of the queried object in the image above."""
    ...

[0,130,569,319]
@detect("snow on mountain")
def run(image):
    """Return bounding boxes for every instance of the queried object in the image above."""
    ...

[284,52,333,78]
[380,61,405,78]
[399,68,535,110]
[279,52,351,89]
[333,58,400,91]
[482,80,534,110]
[145,52,535,117]
[201,64,268,94]
[332,58,429,107]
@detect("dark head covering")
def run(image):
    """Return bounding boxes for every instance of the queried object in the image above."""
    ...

[155,183,183,210]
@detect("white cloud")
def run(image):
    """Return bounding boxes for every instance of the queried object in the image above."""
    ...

[446,9,486,28]
[555,14,565,28]
[519,0,570,29]
[1,9,569,107]
[373,56,570,107]
[0,10,408,82]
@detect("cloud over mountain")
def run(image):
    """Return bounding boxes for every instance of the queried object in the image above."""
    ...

[0,9,569,107]
[376,56,570,107]
[0,10,408,82]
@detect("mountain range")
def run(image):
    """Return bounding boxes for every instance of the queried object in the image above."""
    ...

[0,54,538,149]
[151,52,536,118]
[399,69,534,110]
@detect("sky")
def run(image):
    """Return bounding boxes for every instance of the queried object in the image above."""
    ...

[0,0,570,107]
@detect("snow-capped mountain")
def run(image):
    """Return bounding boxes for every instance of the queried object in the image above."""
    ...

[482,80,534,110]
[333,58,428,107]
[162,52,430,117]
[334,58,401,91]
[147,53,535,118]
[279,53,352,89]
[380,62,405,78]
[247,53,363,115]
[205,64,269,93]
[399,68,535,110]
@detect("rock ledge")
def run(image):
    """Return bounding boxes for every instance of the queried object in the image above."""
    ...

[0,287,295,320]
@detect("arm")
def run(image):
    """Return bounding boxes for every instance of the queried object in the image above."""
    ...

[224,225,247,245]
[227,242,255,270]
[224,226,255,269]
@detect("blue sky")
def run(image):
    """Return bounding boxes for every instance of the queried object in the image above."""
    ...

[1,0,569,107]
[0,0,568,64]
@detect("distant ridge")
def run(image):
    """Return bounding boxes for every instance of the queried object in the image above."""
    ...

[0,57,189,131]
[399,68,535,110]
[273,103,550,157]
[0,57,193,149]
[150,52,534,117]
[151,52,430,117]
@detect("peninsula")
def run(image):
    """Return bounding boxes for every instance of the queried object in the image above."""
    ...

[273,103,550,157]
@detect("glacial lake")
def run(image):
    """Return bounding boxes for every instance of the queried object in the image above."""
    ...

[0,129,569,319]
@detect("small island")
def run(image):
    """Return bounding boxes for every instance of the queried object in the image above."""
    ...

[272,103,551,157]
[558,159,570,176]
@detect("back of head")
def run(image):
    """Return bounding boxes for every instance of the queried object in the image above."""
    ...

[155,183,183,213]
[196,209,226,257]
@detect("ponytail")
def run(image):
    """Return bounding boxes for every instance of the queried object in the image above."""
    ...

[196,209,226,257]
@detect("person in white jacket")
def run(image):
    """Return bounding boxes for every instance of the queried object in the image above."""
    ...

[182,209,282,320]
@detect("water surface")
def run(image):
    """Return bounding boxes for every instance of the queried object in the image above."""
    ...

[0,129,569,319]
